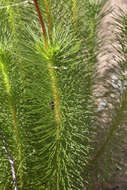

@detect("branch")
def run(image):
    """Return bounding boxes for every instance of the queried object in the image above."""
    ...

[0,133,18,190]
[33,0,48,48]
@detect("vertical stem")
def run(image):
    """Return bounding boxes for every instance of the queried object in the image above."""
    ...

[6,0,25,89]
[2,3,24,184]
[0,58,23,189]
[48,61,61,189]
[48,62,61,126]
[33,0,61,128]
[43,0,53,42]
[33,0,48,48]
[33,2,61,187]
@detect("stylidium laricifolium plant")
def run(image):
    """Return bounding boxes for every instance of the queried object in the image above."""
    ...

[0,0,127,190]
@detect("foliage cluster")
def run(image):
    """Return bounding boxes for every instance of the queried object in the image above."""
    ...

[0,0,127,189]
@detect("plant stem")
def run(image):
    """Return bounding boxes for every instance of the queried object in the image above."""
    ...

[48,61,62,189]
[43,0,53,42]
[33,1,61,126]
[6,0,26,92]
[0,58,23,189]
[33,0,48,48]
[48,64,61,126]
[33,2,61,187]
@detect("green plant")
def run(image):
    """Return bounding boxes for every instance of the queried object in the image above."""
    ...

[0,0,127,190]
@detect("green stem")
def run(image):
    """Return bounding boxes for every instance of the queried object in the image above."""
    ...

[0,57,23,189]
[6,0,26,92]
[5,3,25,188]
[48,62,61,126]
[48,60,62,189]
[34,2,62,187]
[43,0,53,42]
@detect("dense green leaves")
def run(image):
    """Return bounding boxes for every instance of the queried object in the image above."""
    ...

[1,0,127,190]
[0,0,98,189]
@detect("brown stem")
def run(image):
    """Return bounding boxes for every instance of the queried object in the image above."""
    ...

[33,0,48,48]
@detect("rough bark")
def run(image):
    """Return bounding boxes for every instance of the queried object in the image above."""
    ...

[95,0,127,128]
[93,1,127,189]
